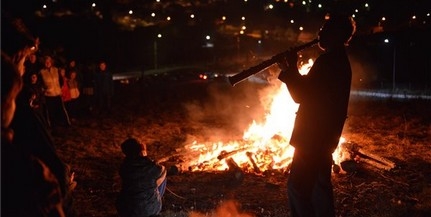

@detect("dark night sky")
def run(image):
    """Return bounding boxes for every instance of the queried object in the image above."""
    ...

[2,0,430,88]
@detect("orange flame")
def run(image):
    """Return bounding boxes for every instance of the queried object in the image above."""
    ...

[182,59,347,172]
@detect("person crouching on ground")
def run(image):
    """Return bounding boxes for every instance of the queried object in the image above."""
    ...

[116,138,167,217]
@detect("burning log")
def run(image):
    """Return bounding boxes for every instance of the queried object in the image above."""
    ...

[217,148,249,160]
[356,148,396,170]
[339,142,396,172]
[246,152,262,174]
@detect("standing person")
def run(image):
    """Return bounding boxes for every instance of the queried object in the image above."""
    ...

[24,53,41,83]
[67,70,81,119]
[277,14,356,217]
[60,67,72,103]
[94,60,114,115]
[116,138,167,217]
[40,55,71,127]
[22,72,49,128]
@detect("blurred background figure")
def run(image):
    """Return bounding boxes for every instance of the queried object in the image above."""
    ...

[94,60,114,115]
[39,55,71,127]
[66,70,81,120]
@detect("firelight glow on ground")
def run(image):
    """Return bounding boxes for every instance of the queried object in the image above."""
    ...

[179,59,351,173]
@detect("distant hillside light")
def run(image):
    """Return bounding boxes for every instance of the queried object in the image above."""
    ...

[299,26,304,31]
[206,35,211,40]
[151,12,156,17]
[268,4,274,9]
[129,10,133,15]
[166,16,171,21]
[318,4,322,8]
[242,16,246,21]
[43,4,47,9]
[290,19,294,24]
[412,15,416,19]
[190,14,195,18]
[302,1,306,5]
[157,34,162,38]
[91,3,96,8]
[222,16,226,21]
[384,38,389,43]
[365,3,369,8]
[381,17,386,21]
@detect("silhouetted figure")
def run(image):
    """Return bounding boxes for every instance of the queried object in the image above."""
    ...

[116,138,167,217]
[94,60,114,115]
[1,20,68,216]
[277,14,356,217]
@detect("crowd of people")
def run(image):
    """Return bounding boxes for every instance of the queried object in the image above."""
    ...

[20,50,117,129]
[2,14,167,217]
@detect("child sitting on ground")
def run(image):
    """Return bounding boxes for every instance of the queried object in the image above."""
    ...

[116,138,167,217]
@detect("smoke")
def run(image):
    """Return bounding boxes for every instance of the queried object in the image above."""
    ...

[183,80,273,142]
[189,200,254,217]
[348,48,381,89]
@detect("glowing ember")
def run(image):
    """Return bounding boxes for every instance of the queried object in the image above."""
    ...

[182,59,348,173]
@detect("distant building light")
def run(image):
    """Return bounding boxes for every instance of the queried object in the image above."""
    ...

[242,26,246,30]
[222,16,226,21]
[381,17,386,21]
[299,26,304,31]
[258,40,262,44]
[352,14,356,18]
[240,30,244,34]
[43,4,47,9]
[206,35,211,40]
[318,4,322,8]
[166,16,171,21]
[364,3,369,8]
[355,9,359,13]
[129,10,133,15]
[156,0,160,2]
[302,1,306,5]
[91,3,96,7]
[412,15,416,19]
[190,14,195,19]
[241,16,245,21]
[427,13,430,17]
[290,19,294,24]
[157,34,162,38]
[268,4,274,9]
[151,13,156,17]
[384,38,389,43]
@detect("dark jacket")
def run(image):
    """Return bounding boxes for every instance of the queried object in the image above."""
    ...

[117,156,166,217]
[94,69,113,97]
[278,48,352,153]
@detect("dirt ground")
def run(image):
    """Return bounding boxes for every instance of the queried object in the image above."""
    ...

[52,78,431,217]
